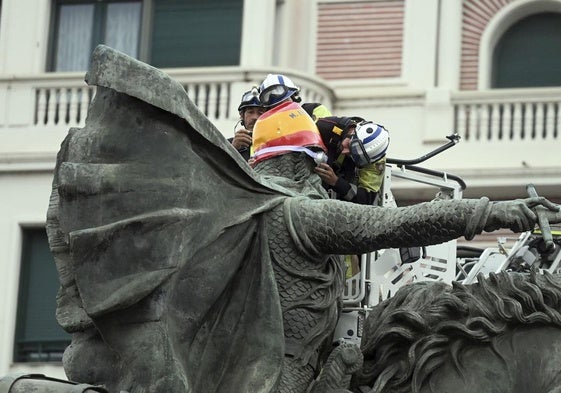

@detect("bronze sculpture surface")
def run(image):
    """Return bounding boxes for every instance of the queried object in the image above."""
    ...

[356,270,561,393]
[6,45,558,393]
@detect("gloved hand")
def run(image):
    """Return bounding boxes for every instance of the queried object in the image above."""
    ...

[485,197,561,233]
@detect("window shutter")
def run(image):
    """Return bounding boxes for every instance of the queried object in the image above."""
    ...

[150,0,243,67]
[14,228,69,362]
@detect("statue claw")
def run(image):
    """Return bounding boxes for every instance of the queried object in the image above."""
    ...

[308,342,363,393]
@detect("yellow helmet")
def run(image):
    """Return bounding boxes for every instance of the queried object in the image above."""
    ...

[252,101,326,165]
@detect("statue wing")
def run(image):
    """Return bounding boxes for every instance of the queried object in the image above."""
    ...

[47,45,285,392]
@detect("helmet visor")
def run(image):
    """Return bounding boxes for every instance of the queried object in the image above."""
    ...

[349,135,371,167]
[238,87,261,111]
[259,85,293,107]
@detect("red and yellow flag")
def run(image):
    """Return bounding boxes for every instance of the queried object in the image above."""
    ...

[252,101,326,164]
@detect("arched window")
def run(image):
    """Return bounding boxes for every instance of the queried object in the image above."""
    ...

[492,12,561,88]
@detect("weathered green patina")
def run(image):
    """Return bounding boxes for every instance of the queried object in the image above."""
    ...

[31,46,561,393]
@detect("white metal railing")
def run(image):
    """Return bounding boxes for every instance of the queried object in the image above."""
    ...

[452,87,561,143]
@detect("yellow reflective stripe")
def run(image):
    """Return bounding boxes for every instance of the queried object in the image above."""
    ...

[332,126,343,136]
[312,104,332,120]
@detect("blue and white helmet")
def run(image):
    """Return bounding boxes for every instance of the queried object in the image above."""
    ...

[259,74,300,107]
[349,121,390,167]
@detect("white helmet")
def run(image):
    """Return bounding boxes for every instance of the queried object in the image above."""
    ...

[259,74,300,107]
[349,121,390,167]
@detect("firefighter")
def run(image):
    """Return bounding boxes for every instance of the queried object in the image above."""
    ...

[315,118,388,205]
[229,86,265,161]
[257,73,387,204]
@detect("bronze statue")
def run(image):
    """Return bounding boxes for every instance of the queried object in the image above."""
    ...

[354,269,561,393]
[29,46,561,392]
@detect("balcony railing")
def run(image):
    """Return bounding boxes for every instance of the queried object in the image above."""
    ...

[35,84,94,127]
[1,67,334,133]
[7,73,561,145]
[452,87,561,143]
[1,70,560,179]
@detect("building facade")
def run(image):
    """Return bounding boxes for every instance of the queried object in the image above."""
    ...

[0,0,560,379]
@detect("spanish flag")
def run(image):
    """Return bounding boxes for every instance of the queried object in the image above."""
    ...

[252,101,326,164]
